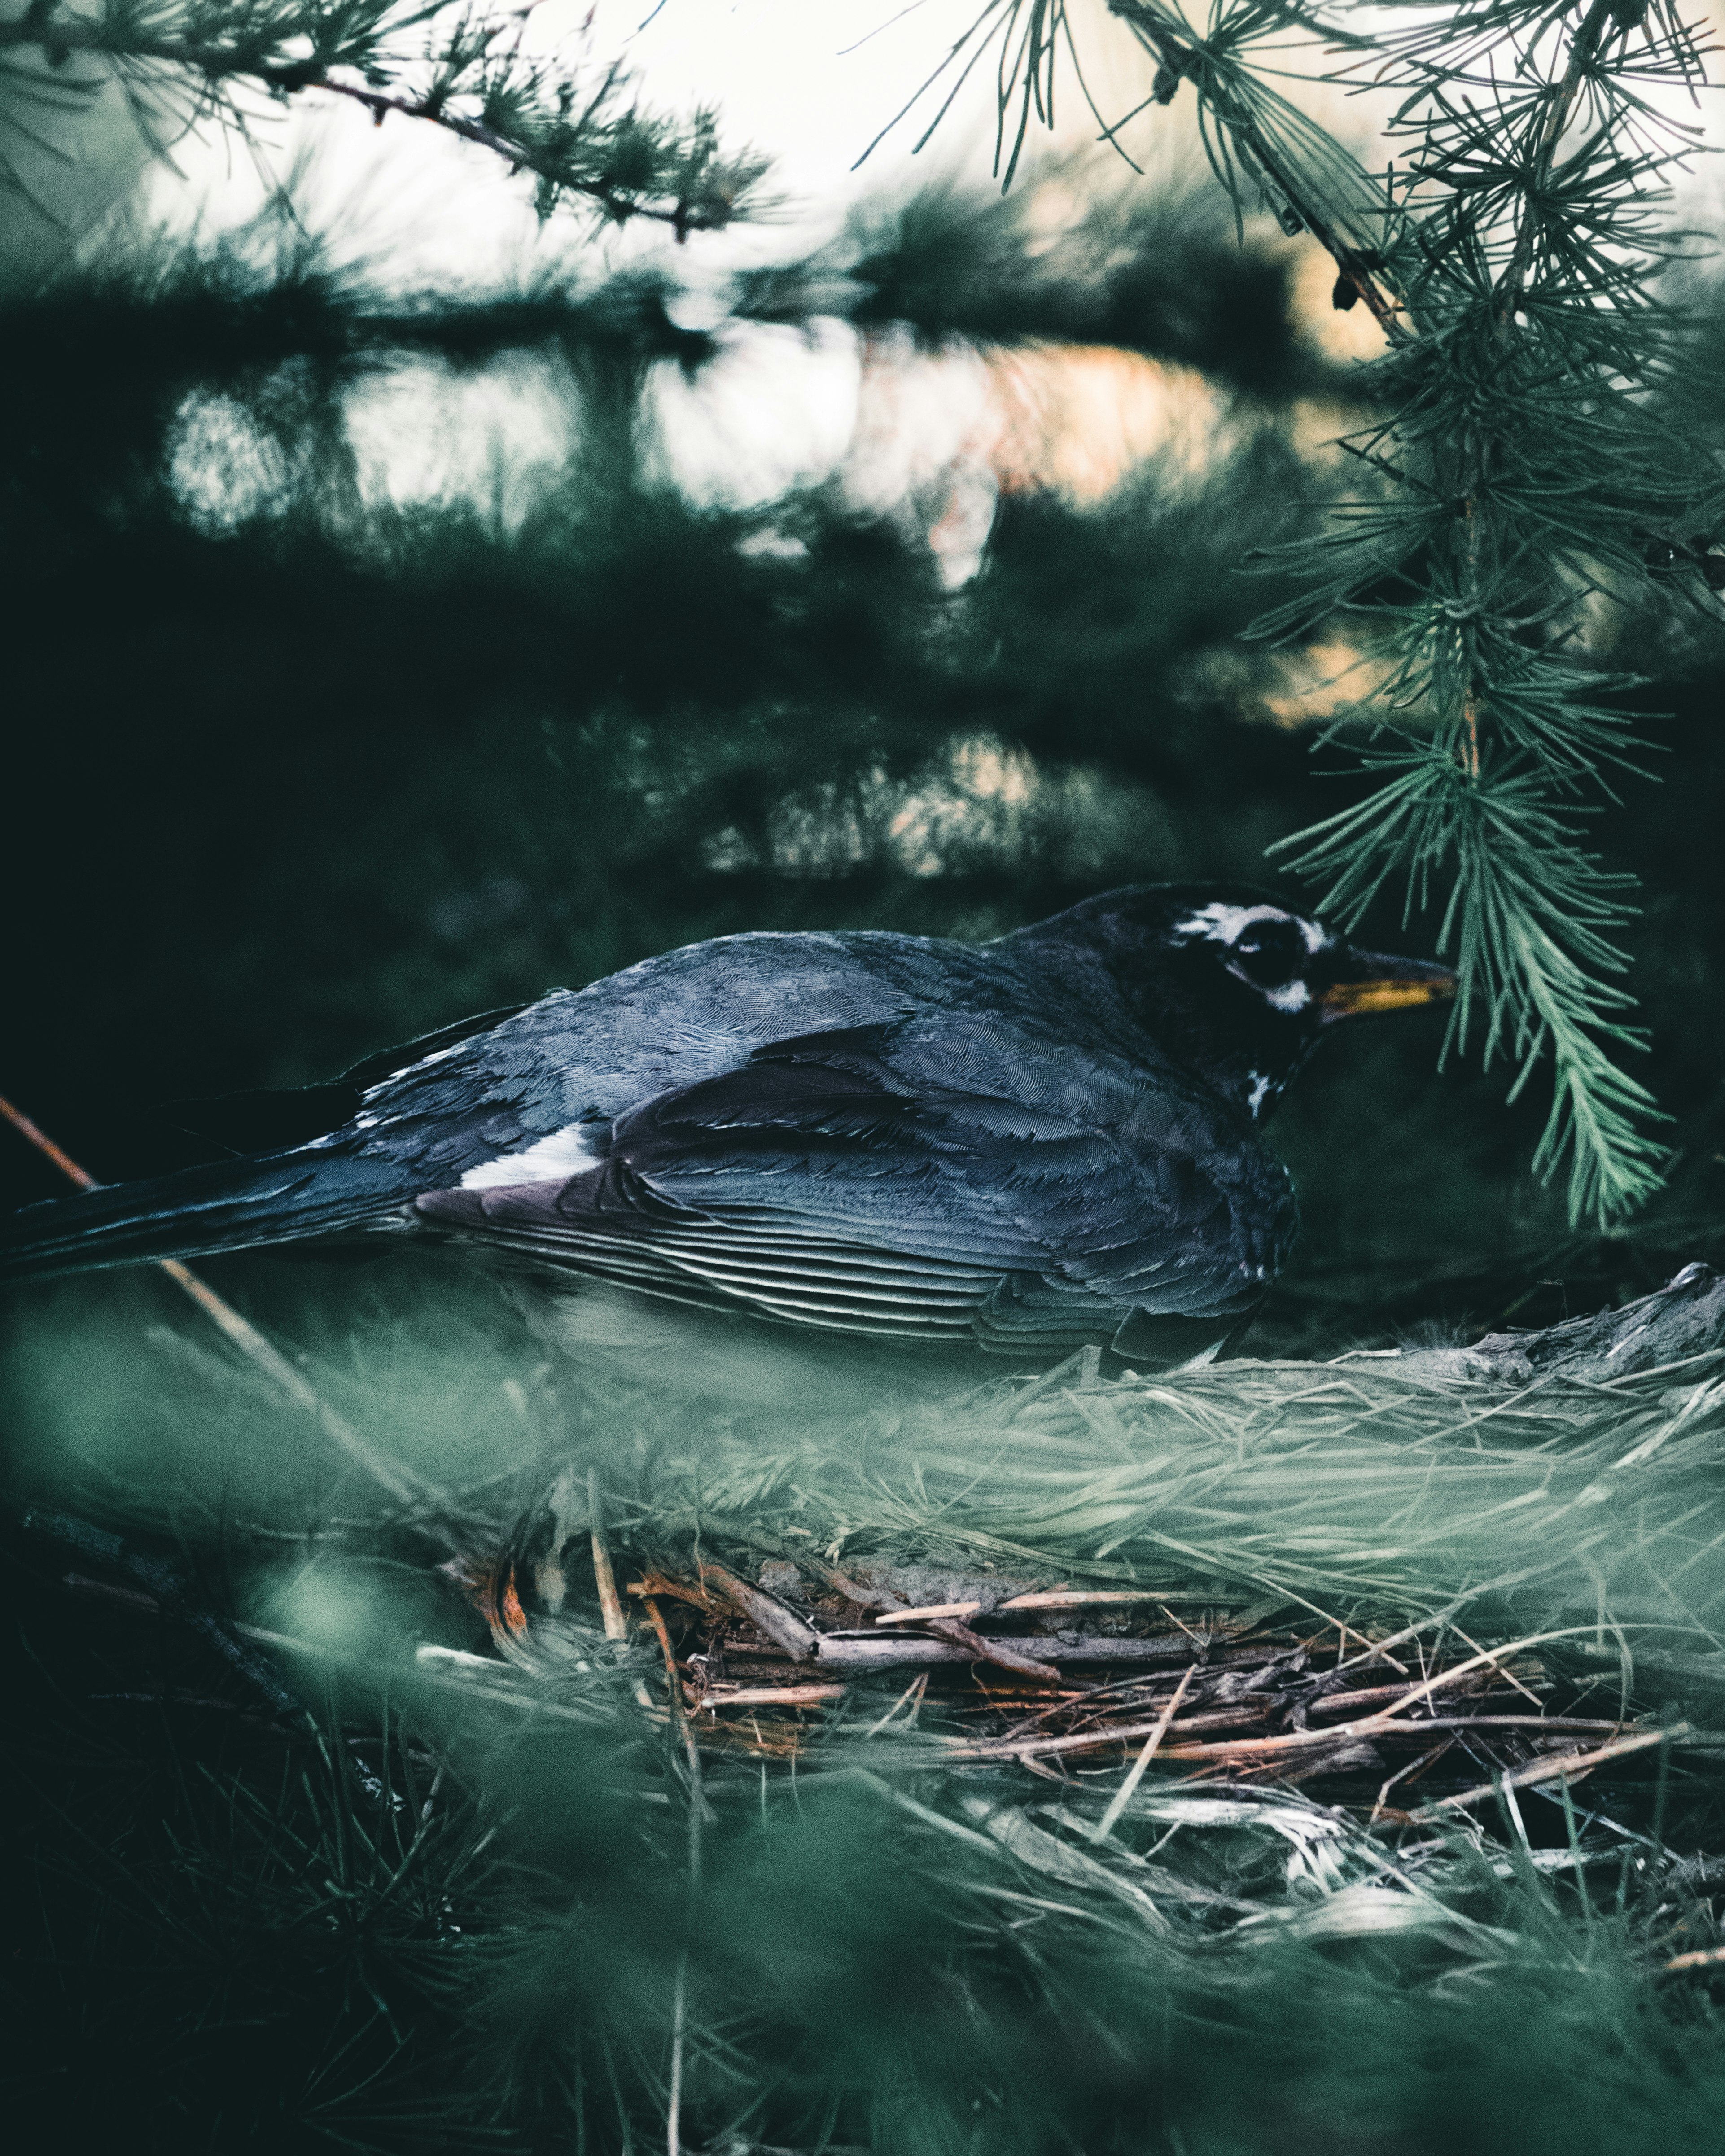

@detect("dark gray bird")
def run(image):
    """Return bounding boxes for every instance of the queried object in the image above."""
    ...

[1,886,1451,1378]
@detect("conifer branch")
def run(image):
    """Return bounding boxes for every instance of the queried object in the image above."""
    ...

[1104,0,1403,332]
[0,0,768,235]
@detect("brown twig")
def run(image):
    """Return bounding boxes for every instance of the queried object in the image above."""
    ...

[697,1560,820,1661]
[640,1595,704,1781]
[815,1559,1059,1684]
[1090,1665,1195,1843]
[745,1633,1201,1672]
[941,1706,1658,1769]
[701,1683,850,1711]
[871,1587,1173,1626]
[587,1469,628,1643]
[1410,1723,1685,1819]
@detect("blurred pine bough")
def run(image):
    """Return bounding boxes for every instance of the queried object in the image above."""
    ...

[0,0,769,263]
[0,167,1347,1119]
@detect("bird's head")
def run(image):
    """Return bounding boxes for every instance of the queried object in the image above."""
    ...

[1011,883,1455,1122]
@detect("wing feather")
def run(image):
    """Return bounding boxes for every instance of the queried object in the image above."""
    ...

[410,1019,1292,1350]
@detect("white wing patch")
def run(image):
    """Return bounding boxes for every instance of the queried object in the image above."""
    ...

[1173,902,1329,954]
[460,1124,602,1190]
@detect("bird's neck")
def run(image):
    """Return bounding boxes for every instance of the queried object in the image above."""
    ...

[1000,928,1310,1124]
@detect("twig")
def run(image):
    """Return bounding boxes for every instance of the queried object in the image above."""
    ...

[701,1684,849,1710]
[919,1614,1063,1685]
[1327,1596,1476,1684]
[737,1632,1199,1672]
[1451,1622,1544,1709]
[1369,1736,1456,1828]
[1090,1665,1195,1845]
[864,1672,929,1738]
[0,18,742,236]
[871,1587,1173,1626]
[696,1560,820,1661]
[814,1559,1058,1684]
[409,1639,663,1730]
[1493,0,1619,331]
[0,1093,447,1517]
[1410,1725,1686,1819]
[588,1469,628,1643]
[1370,1628,1603,1724]
[590,1474,655,1710]
[940,1703,1267,1765]
[35,1513,297,1712]
[941,1708,1664,1769]
[640,1595,705,1788]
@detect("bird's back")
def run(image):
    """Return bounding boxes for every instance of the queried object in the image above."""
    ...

[3,922,1296,1363]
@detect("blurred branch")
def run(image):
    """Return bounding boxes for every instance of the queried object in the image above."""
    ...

[0,0,769,235]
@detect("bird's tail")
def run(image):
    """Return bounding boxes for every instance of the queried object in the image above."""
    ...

[0,1149,416,1285]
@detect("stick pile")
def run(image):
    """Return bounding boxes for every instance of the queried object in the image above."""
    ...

[476,1520,1701,1825]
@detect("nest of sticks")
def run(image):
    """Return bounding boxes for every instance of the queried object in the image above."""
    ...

[460,1488,1696,1826]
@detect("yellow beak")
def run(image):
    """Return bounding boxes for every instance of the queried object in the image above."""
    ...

[1318,957,1456,1022]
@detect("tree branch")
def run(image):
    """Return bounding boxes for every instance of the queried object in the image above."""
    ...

[1493,0,1620,327]
[0,9,760,236]
[1104,0,1404,333]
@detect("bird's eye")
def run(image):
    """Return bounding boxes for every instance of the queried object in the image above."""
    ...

[1229,922,1306,989]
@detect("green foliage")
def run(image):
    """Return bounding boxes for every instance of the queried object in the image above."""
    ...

[889,0,1721,1223]
[18,1273,1725,2151]
[0,0,768,235]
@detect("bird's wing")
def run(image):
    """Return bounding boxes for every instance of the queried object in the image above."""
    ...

[414,1024,1292,1347]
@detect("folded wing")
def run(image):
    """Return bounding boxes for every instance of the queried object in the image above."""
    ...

[414,1025,1291,1351]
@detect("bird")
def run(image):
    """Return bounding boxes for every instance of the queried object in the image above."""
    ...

[1,885,1452,1388]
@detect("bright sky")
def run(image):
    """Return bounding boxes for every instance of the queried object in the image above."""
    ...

[143,0,1186,281]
